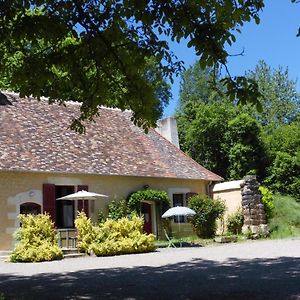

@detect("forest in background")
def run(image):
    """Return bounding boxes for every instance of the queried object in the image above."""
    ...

[176,60,300,199]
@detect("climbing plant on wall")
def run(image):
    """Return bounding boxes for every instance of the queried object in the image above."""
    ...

[127,189,170,213]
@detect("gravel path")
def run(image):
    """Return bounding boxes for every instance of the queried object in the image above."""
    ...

[0,238,299,299]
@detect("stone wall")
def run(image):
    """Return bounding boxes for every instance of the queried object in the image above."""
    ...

[241,176,268,236]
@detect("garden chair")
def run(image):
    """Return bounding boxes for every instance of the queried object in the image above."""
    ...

[163,228,176,248]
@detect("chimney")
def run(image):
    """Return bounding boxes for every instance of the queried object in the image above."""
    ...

[155,117,180,148]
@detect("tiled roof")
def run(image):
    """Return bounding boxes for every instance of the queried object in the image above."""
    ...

[0,92,222,181]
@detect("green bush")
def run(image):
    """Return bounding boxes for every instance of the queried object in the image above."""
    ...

[108,199,130,220]
[127,189,170,213]
[97,197,132,224]
[259,186,274,220]
[226,209,244,234]
[75,213,156,256]
[10,214,63,262]
[188,195,226,238]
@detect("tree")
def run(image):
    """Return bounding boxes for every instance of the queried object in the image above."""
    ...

[246,60,300,126]
[225,113,266,179]
[177,102,236,178]
[263,119,300,198]
[177,61,272,180]
[0,0,264,131]
[179,65,223,108]
[266,151,300,199]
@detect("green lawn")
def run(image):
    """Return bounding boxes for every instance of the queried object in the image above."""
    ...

[269,194,300,239]
[155,236,215,248]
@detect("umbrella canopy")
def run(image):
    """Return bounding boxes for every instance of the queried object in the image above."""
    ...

[56,190,108,201]
[162,206,196,218]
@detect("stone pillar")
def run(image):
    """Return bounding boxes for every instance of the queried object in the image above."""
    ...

[241,176,268,236]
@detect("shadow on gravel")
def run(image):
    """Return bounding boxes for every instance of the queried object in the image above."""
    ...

[0,256,299,300]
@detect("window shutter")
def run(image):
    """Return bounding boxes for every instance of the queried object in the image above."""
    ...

[43,183,56,225]
[77,185,89,218]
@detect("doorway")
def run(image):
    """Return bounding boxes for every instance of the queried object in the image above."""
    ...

[141,202,152,234]
[55,186,75,228]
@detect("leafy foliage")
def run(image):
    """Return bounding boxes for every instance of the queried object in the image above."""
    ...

[10,214,63,262]
[177,101,266,179]
[107,199,131,220]
[246,60,300,126]
[188,195,226,238]
[177,60,299,198]
[225,113,266,179]
[226,209,244,234]
[259,186,274,220]
[177,101,236,178]
[265,151,300,199]
[91,216,156,256]
[75,212,155,256]
[179,65,223,107]
[0,0,264,131]
[127,189,170,213]
[262,118,300,198]
[269,194,300,239]
[74,212,98,253]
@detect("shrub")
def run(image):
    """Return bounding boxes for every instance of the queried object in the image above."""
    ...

[188,195,226,238]
[91,216,155,256]
[97,197,132,224]
[259,186,274,220]
[75,213,156,256]
[227,209,244,234]
[10,214,63,262]
[108,199,130,220]
[75,212,98,253]
[97,210,105,224]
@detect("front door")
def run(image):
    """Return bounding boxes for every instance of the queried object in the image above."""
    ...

[141,202,152,234]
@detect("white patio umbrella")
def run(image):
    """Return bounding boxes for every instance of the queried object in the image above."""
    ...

[162,206,196,246]
[56,190,108,201]
[162,206,196,218]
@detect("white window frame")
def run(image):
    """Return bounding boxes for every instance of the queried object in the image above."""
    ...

[168,188,191,223]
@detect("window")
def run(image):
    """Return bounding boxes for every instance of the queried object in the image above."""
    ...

[20,202,41,215]
[173,194,185,223]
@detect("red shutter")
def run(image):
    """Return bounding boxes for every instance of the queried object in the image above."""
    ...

[43,184,56,225]
[77,185,89,218]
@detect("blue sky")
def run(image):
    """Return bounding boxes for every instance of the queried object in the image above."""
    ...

[163,0,300,117]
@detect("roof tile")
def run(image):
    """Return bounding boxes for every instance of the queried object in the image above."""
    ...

[0,92,222,181]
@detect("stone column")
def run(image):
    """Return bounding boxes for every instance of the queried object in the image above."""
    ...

[241,176,268,236]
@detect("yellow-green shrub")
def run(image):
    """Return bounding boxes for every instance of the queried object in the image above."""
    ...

[10,214,63,262]
[75,213,156,256]
[74,212,98,253]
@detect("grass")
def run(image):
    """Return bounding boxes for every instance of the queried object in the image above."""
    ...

[268,194,300,239]
[155,236,215,248]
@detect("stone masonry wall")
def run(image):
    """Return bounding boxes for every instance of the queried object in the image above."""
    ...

[241,176,268,236]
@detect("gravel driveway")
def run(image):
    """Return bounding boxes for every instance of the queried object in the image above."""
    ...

[0,238,299,299]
